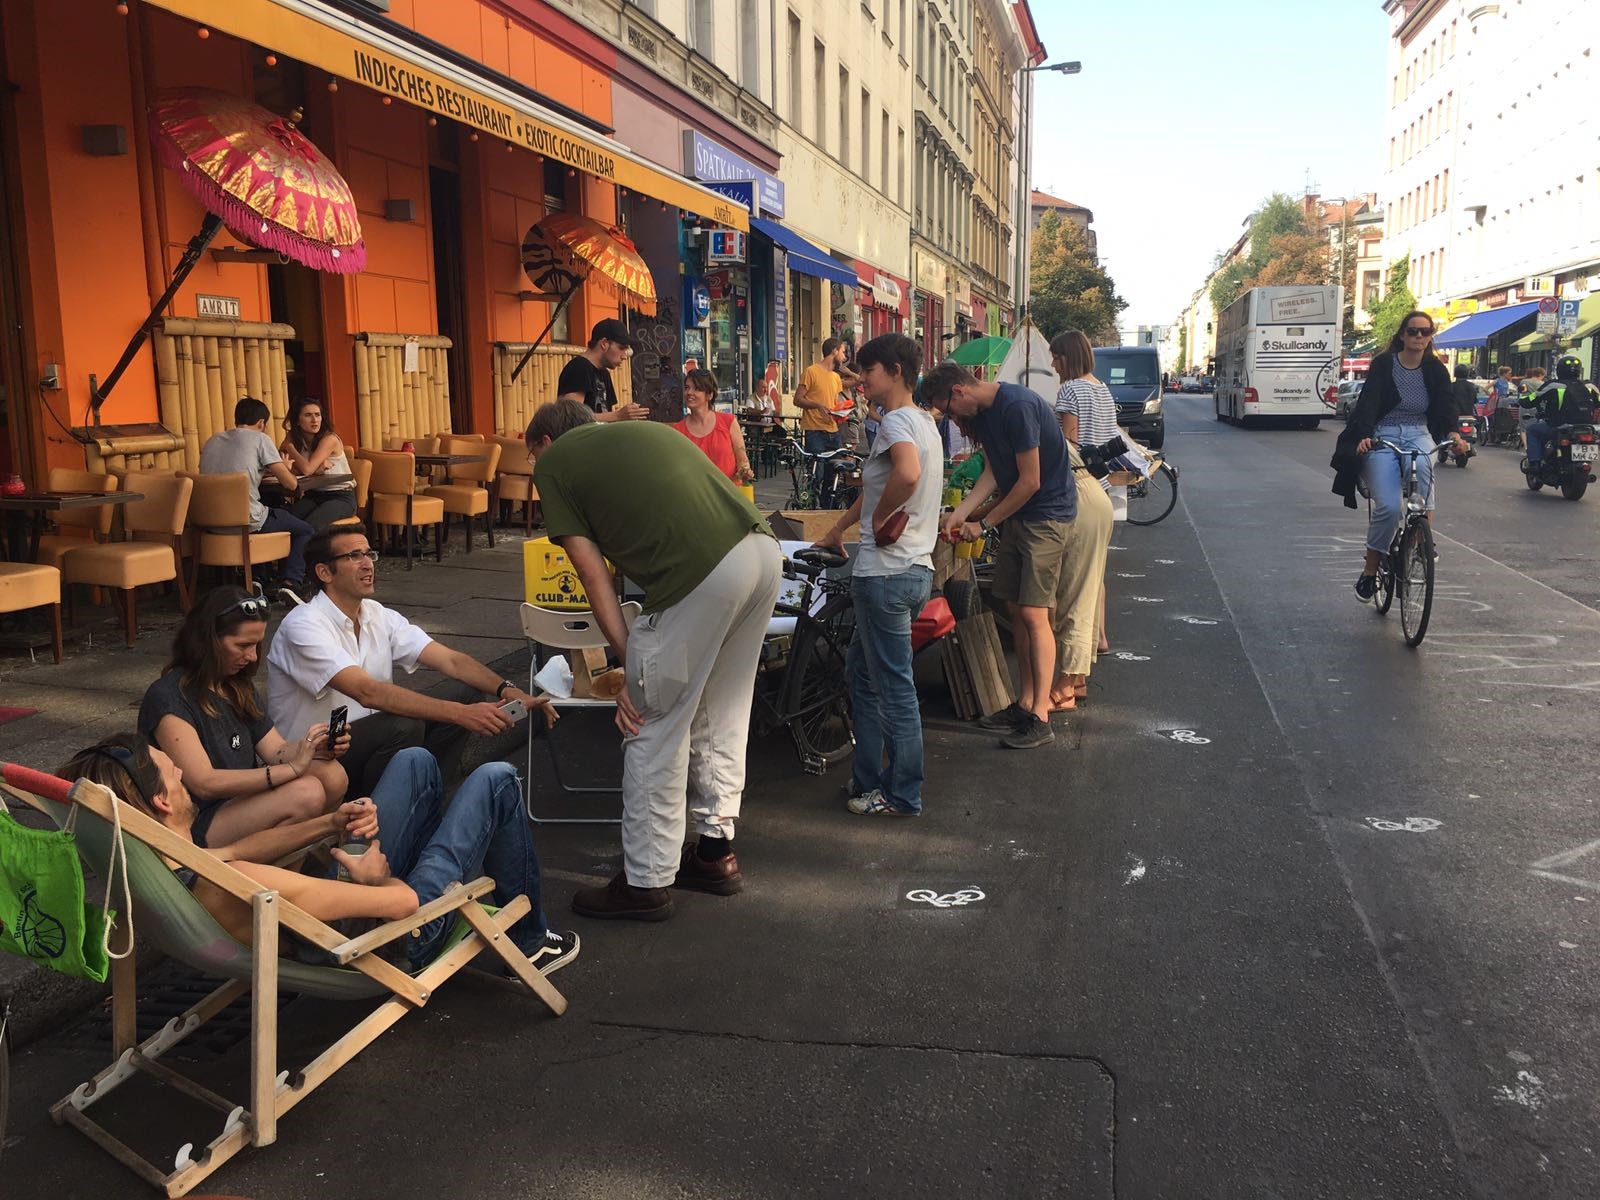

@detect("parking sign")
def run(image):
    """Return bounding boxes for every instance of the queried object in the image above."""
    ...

[1558,299,1581,336]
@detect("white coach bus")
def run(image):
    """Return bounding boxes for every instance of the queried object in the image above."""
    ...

[1213,285,1343,429]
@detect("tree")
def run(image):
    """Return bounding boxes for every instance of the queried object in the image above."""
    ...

[1367,257,1417,352]
[1176,325,1188,372]
[1028,211,1127,343]
[1209,193,1331,315]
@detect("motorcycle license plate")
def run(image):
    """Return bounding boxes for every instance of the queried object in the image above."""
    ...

[1573,445,1598,463]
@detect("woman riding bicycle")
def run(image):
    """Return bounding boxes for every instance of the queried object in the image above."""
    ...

[1346,310,1468,602]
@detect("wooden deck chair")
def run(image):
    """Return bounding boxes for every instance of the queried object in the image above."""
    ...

[519,601,639,824]
[0,761,565,1199]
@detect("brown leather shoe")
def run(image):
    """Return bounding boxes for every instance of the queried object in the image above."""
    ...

[571,871,674,921]
[674,845,744,895]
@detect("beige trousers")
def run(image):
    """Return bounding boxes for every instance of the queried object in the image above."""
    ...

[620,533,783,888]
[1054,462,1115,677]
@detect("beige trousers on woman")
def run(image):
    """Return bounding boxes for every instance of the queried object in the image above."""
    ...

[1053,451,1116,677]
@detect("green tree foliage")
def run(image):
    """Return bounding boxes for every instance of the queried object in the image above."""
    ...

[1176,325,1188,372]
[1029,211,1127,343]
[1209,193,1331,316]
[1367,257,1417,352]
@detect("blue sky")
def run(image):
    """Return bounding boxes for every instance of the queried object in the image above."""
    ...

[1027,0,1391,327]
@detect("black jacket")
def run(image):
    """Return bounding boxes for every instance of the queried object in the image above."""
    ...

[1450,379,1479,417]
[1330,351,1454,508]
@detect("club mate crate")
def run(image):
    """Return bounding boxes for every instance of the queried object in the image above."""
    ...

[523,537,591,609]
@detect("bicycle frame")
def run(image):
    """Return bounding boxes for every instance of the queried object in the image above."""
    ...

[782,438,861,511]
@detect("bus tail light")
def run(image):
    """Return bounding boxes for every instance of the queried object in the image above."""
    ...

[1244,387,1259,407]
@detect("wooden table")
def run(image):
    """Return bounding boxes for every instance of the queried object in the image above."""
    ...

[412,453,485,474]
[262,473,355,497]
[0,491,144,563]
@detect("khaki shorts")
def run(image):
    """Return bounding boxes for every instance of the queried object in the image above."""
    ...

[991,518,1073,609]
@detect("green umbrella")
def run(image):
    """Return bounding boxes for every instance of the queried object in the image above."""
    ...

[950,335,1012,368]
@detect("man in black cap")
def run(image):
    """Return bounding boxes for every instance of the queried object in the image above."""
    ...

[558,318,650,422]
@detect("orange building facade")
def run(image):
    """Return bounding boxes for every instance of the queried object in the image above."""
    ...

[0,0,742,481]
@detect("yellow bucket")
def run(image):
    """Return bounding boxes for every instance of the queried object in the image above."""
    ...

[738,483,756,502]
[955,538,981,560]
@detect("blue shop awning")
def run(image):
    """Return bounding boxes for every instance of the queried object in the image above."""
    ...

[1433,300,1540,349]
[750,217,858,288]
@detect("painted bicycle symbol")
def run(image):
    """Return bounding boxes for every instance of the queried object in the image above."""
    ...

[905,887,986,909]
[1178,617,1218,625]
[1129,596,1165,604]
[1116,573,1146,579]
[1112,652,1150,662]
[1364,817,1442,832]
[1164,729,1211,745]
[1154,559,1177,565]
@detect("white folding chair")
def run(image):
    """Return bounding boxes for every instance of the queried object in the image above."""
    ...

[519,601,641,824]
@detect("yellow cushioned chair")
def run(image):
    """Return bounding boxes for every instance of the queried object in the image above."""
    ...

[33,467,119,570]
[356,449,443,569]
[424,434,500,552]
[0,562,63,662]
[61,472,192,647]
[182,472,290,595]
[327,454,371,533]
[492,434,539,535]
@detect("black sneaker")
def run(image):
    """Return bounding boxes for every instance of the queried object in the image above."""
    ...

[1354,573,1378,603]
[524,929,581,977]
[1002,715,1056,750]
[976,702,1029,732]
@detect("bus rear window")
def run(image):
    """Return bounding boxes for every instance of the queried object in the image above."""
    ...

[1093,353,1159,387]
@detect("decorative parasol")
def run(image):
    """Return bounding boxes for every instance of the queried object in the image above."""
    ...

[511,212,658,380]
[89,88,365,420]
[949,335,1013,369]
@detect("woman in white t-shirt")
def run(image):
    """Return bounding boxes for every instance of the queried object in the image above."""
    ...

[1049,330,1117,708]
[816,334,943,816]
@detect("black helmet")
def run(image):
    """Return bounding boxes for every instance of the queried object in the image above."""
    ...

[1556,355,1583,381]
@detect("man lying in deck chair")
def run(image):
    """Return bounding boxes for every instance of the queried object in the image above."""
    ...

[57,736,579,976]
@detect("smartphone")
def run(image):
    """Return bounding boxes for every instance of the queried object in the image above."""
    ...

[498,697,527,722]
[327,705,349,741]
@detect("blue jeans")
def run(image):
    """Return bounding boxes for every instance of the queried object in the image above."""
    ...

[847,567,933,812]
[367,748,547,965]
[260,506,314,582]
[1525,419,1553,465]
[804,429,841,496]
[1362,425,1434,554]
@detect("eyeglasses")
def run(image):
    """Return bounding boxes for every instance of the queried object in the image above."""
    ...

[220,585,270,620]
[330,549,380,565]
[1403,326,1434,337]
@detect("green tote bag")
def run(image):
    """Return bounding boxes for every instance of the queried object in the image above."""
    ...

[0,804,112,983]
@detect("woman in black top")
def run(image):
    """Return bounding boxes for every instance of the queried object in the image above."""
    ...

[138,586,351,846]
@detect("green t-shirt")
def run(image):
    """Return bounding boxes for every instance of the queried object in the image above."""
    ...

[535,422,772,612]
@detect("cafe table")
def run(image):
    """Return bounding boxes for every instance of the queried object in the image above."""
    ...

[0,490,145,563]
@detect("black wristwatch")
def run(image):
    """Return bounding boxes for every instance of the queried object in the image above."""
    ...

[494,680,512,699]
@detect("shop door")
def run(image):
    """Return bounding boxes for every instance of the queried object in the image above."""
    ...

[430,166,469,432]
[267,262,326,405]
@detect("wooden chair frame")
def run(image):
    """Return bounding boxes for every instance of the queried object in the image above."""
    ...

[0,763,565,1199]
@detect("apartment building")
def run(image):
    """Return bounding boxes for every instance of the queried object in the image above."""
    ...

[969,0,1029,337]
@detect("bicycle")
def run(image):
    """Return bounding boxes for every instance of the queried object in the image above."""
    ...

[1110,454,1179,526]
[752,546,855,774]
[1361,438,1435,647]
[780,439,862,511]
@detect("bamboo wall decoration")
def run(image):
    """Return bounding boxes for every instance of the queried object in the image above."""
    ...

[352,333,453,448]
[492,342,634,436]
[88,318,294,475]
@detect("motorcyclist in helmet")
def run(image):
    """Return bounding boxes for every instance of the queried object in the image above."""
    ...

[1521,355,1599,468]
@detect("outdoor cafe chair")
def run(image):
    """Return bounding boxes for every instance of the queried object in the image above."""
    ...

[180,471,289,596]
[519,600,641,824]
[356,449,443,569]
[33,467,118,569]
[492,434,540,534]
[327,453,371,534]
[0,759,567,1200]
[61,472,192,646]
[0,562,63,662]
[424,434,500,552]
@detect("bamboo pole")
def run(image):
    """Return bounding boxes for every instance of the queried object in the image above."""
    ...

[354,342,373,449]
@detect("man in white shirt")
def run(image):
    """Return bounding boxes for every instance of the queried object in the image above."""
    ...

[266,527,554,793]
[199,397,315,600]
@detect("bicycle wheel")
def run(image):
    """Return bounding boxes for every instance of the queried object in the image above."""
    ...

[780,594,855,771]
[1125,462,1179,526]
[1398,520,1434,647]
[1374,554,1395,614]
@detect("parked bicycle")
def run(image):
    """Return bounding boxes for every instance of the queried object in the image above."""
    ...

[780,439,862,511]
[1361,438,1434,647]
[752,546,855,774]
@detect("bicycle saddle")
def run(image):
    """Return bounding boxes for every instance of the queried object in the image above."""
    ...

[789,546,847,573]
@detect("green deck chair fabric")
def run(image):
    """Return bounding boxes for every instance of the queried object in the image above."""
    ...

[0,804,112,982]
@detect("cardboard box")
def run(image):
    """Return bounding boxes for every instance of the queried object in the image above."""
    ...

[767,510,852,542]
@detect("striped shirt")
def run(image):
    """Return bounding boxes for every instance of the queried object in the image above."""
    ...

[1054,377,1120,447]
[1389,360,1431,424]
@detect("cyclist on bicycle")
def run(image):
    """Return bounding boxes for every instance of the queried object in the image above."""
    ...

[1345,310,1467,602]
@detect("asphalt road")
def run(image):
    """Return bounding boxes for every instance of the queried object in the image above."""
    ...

[4,394,1595,1198]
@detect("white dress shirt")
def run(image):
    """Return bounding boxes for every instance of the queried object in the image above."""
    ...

[265,591,433,741]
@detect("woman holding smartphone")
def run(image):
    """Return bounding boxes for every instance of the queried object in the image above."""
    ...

[138,584,351,846]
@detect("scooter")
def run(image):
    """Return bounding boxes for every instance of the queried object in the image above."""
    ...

[1522,423,1598,501]
[1440,414,1479,468]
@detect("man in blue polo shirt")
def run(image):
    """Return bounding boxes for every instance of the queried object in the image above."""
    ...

[923,363,1076,749]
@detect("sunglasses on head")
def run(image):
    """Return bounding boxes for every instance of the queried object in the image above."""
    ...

[1404,325,1434,337]
[220,584,270,621]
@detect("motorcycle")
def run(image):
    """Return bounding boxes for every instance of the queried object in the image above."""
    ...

[1439,414,1480,468]
[1522,422,1598,501]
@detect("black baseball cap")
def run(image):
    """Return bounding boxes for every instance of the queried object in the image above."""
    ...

[589,318,634,350]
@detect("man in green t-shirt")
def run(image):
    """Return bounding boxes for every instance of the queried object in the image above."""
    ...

[528,398,782,921]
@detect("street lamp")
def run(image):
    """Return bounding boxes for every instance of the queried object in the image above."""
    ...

[1025,61,1083,75]
[1014,61,1082,323]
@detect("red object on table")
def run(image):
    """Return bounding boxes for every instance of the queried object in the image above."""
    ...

[401,440,416,453]
[0,474,25,497]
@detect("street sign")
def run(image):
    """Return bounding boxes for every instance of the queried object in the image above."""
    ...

[1538,297,1559,314]
[1537,311,1558,335]
[1558,299,1580,336]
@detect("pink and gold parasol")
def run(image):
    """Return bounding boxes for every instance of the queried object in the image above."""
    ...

[149,87,364,272]
[520,212,657,315]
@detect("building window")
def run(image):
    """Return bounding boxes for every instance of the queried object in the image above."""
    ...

[839,67,851,166]
[881,109,890,194]
[915,7,924,76]
[788,13,802,120]
[814,40,827,146]
[741,0,761,95]
[688,0,713,53]
[860,88,871,179]
[898,125,906,205]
